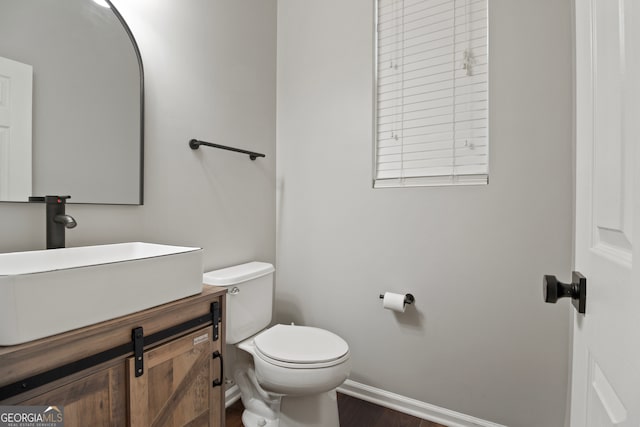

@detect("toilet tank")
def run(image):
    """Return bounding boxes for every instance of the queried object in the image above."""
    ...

[203,262,274,344]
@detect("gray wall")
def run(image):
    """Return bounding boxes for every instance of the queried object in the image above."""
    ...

[0,0,277,270]
[275,0,573,426]
[0,1,574,425]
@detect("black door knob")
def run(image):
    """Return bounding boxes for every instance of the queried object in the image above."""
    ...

[543,272,586,314]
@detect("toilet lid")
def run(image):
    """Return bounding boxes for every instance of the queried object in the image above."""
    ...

[254,324,349,364]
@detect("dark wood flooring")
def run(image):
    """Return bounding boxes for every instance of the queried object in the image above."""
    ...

[225,398,244,427]
[225,393,446,427]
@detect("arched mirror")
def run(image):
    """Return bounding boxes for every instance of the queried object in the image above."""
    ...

[0,0,143,204]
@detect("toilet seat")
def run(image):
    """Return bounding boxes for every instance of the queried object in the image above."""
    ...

[254,324,350,369]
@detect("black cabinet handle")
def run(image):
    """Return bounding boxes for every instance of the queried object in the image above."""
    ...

[543,271,586,314]
[212,351,223,388]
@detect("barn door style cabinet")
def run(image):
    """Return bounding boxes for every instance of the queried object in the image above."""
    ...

[0,286,226,427]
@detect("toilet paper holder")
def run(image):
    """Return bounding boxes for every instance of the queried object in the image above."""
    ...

[379,293,415,305]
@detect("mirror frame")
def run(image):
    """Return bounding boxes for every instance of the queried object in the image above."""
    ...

[108,0,145,205]
[0,0,145,205]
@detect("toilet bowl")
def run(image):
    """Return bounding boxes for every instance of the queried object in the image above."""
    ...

[242,324,351,395]
[237,324,351,427]
[203,262,351,427]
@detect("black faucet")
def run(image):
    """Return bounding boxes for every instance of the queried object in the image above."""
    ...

[29,195,77,249]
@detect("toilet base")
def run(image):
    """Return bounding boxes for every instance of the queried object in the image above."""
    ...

[242,410,280,427]
[279,390,340,427]
[241,390,341,427]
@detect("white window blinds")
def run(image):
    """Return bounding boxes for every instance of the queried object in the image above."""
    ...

[374,0,489,187]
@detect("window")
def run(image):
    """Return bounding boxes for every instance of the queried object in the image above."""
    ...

[374,0,489,187]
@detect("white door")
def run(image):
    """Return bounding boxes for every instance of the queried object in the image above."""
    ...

[570,0,640,425]
[0,56,32,201]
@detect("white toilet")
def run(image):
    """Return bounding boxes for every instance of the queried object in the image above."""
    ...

[203,262,351,427]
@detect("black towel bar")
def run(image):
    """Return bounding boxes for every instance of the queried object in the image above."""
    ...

[189,139,265,160]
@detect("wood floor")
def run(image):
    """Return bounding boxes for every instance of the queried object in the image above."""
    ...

[225,393,446,427]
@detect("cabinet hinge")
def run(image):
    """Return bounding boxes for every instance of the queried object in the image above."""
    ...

[132,327,144,377]
[211,302,221,341]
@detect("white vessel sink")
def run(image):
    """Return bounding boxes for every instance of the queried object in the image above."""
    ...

[0,242,203,346]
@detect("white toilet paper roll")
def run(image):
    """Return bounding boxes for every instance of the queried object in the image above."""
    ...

[382,292,406,313]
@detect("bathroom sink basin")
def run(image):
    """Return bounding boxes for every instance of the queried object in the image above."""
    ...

[0,242,203,346]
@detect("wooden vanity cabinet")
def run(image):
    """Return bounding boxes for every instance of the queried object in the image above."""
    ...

[0,286,226,427]
[128,325,222,427]
[19,362,127,426]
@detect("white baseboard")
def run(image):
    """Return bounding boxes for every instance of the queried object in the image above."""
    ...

[226,379,505,427]
[337,379,506,427]
[225,383,242,408]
